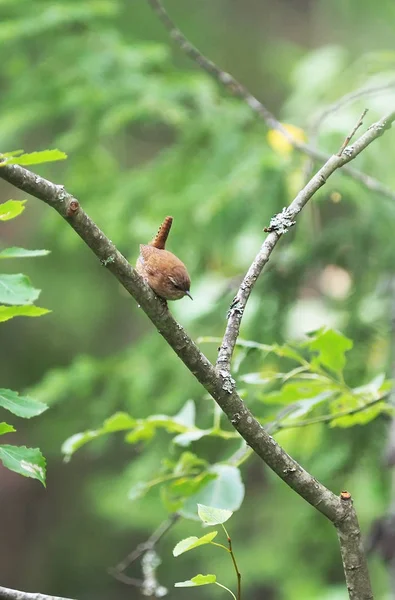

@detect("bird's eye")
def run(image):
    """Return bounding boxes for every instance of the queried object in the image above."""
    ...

[168,276,180,289]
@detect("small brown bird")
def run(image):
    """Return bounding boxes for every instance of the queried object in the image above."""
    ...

[136,216,192,301]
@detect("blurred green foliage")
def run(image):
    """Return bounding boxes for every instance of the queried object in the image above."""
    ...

[1,0,395,599]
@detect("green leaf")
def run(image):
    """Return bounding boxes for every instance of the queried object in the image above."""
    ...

[175,574,217,587]
[173,429,209,447]
[0,422,16,435]
[173,452,208,475]
[2,149,67,166]
[0,199,27,221]
[62,412,136,459]
[181,465,244,520]
[198,504,233,525]
[305,328,353,374]
[0,305,50,322]
[1,150,24,158]
[0,445,46,485]
[169,473,217,497]
[173,400,196,427]
[263,380,335,405]
[61,431,100,460]
[103,412,137,431]
[270,344,306,363]
[128,481,151,501]
[0,389,48,418]
[0,274,40,305]
[0,247,50,259]
[330,400,391,428]
[173,532,218,557]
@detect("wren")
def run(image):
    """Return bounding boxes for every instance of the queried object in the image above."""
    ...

[136,216,192,301]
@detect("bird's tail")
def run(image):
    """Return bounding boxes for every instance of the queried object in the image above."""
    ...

[150,216,173,249]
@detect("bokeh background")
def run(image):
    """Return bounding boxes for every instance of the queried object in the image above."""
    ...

[1,0,395,598]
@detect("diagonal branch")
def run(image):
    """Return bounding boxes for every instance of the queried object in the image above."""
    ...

[0,161,341,520]
[216,110,395,372]
[146,0,395,203]
[0,587,75,600]
[0,144,380,597]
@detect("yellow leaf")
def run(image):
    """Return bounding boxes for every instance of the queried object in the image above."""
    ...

[267,123,306,156]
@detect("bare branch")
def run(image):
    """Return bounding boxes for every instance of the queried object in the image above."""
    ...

[146,0,395,203]
[112,513,179,574]
[311,79,395,134]
[216,110,395,373]
[0,587,75,600]
[337,108,368,156]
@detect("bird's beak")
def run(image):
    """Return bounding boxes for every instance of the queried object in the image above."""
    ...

[185,291,193,300]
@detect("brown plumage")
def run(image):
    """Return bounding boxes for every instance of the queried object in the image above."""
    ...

[151,215,173,249]
[136,216,192,301]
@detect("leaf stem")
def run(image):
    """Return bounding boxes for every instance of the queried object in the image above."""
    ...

[222,525,241,600]
[215,581,237,600]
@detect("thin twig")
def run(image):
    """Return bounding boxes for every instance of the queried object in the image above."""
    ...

[337,109,368,156]
[111,512,180,574]
[146,0,395,203]
[311,80,395,134]
[222,525,241,600]
[216,110,395,373]
[274,395,388,431]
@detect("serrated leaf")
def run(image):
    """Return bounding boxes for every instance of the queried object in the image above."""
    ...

[306,328,353,374]
[198,504,233,525]
[0,199,27,221]
[0,274,40,305]
[0,247,50,259]
[0,389,48,418]
[181,465,244,520]
[0,422,16,435]
[0,444,46,485]
[173,531,218,557]
[0,305,50,322]
[2,149,67,166]
[175,574,216,587]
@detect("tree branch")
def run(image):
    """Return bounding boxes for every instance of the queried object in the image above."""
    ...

[146,0,395,203]
[0,160,342,519]
[216,110,395,372]
[310,80,395,135]
[0,587,75,600]
[0,159,373,600]
[1,109,390,596]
